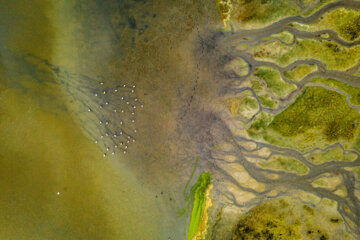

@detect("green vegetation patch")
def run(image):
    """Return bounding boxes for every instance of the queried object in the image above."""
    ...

[305,227,330,240]
[258,94,278,109]
[289,22,310,31]
[225,57,250,77]
[187,172,211,240]
[349,167,360,180]
[231,199,302,240]
[259,156,308,175]
[309,8,360,41]
[353,133,360,152]
[252,39,360,71]
[231,0,300,25]
[302,204,315,215]
[312,179,328,187]
[216,0,233,25]
[223,0,338,28]
[268,87,360,142]
[251,79,279,108]
[329,217,343,225]
[354,167,360,179]
[284,64,318,82]
[311,77,360,106]
[254,67,297,98]
[226,90,259,119]
[247,112,274,139]
[270,31,294,44]
[301,0,319,7]
[229,196,348,239]
[300,0,341,17]
[307,146,357,164]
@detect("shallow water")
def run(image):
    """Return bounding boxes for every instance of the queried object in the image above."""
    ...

[3,0,360,239]
[0,0,198,239]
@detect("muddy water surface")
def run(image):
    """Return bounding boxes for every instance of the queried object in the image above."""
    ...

[0,0,211,239]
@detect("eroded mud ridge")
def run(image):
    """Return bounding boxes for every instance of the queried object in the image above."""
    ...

[190,1,360,238]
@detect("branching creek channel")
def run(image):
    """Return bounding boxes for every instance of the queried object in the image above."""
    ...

[154,0,360,239]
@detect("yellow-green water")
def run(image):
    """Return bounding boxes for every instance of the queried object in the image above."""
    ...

[3,0,360,239]
[0,85,161,239]
[0,1,170,239]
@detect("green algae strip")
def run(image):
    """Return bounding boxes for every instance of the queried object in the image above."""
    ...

[187,172,212,240]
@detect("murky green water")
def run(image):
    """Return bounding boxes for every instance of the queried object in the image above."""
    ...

[3,0,359,239]
[0,0,200,239]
